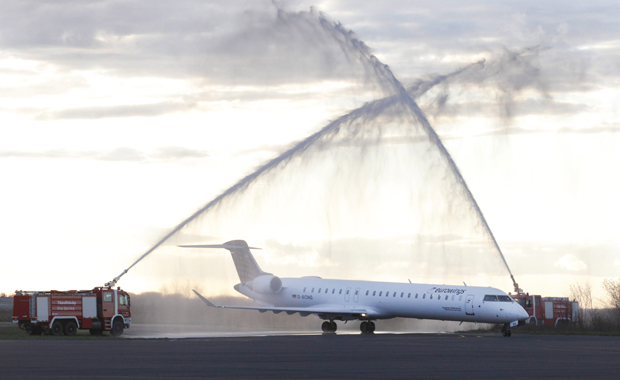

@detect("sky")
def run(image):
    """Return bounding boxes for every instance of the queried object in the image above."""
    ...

[1,0,619,305]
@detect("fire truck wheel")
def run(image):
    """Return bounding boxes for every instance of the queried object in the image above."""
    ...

[64,321,78,336]
[111,319,124,337]
[51,321,64,336]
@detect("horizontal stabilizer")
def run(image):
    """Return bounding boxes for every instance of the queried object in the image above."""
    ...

[192,290,218,308]
[183,240,265,283]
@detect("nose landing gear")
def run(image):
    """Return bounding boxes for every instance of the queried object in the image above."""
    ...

[360,321,375,334]
[501,323,512,337]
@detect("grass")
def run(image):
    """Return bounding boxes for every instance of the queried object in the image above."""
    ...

[0,324,121,340]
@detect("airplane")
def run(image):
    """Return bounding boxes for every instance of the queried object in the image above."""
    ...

[182,240,529,336]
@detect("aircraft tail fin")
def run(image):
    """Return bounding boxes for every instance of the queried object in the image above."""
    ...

[179,240,267,283]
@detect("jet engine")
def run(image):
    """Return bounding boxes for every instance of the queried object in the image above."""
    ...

[250,274,282,294]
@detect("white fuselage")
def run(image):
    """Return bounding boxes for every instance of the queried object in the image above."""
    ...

[235,277,528,324]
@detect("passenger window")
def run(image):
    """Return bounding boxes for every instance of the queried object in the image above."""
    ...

[386,292,389,297]
[430,294,433,299]
[318,288,321,293]
[393,292,397,298]
[444,295,448,300]
[332,289,335,294]
[303,287,306,292]
[483,295,498,302]
[366,290,369,296]
[408,293,411,298]
[325,288,328,293]
[451,295,455,301]
[346,290,350,295]
[400,292,404,298]
[312,288,315,293]
[339,289,342,294]
[379,291,383,296]
[373,291,376,296]
[355,290,359,295]
[415,293,419,299]
[423,294,426,299]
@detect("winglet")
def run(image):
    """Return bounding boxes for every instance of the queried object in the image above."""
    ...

[192,289,217,308]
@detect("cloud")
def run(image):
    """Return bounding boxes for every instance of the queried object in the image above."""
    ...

[554,254,587,272]
[0,146,209,163]
[35,101,196,120]
[0,1,365,86]
[264,240,338,268]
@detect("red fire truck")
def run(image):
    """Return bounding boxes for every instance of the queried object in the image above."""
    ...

[510,293,578,328]
[12,287,131,336]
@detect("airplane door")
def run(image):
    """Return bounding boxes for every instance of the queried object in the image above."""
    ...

[345,287,351,302]
[354,288,360,303]
[465,295,475,315]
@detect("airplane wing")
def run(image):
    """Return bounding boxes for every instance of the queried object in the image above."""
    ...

[192,290,376,319]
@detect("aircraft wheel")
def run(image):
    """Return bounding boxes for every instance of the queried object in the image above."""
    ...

[503,329,512,337]
[360,321,368,334]
[321,321,331,333]
[368,322,376,333]
[330,321,337,332]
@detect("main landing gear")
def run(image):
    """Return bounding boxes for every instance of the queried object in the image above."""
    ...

[360,321,375,334]
[501,323,512,337]
[321,321,337,333]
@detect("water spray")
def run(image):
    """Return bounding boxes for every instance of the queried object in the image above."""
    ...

[320,17,522,294]
[105,10,523,294]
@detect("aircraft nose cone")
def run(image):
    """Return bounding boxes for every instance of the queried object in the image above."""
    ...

[516,305,529,320]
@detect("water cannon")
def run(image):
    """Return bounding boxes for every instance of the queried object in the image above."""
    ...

[104,269,128,288]
[511,274,524,295]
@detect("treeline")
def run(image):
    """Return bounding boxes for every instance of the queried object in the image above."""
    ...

[0,294,13,322]
[569,279,620,332]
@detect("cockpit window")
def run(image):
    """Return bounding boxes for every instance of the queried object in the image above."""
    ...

[483,295,498,302]
[497,295,513,302]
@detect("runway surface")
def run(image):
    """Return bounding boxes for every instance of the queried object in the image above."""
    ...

[1,332,619,379]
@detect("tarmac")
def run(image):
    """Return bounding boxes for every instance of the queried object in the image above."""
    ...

[1,332,619,379]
